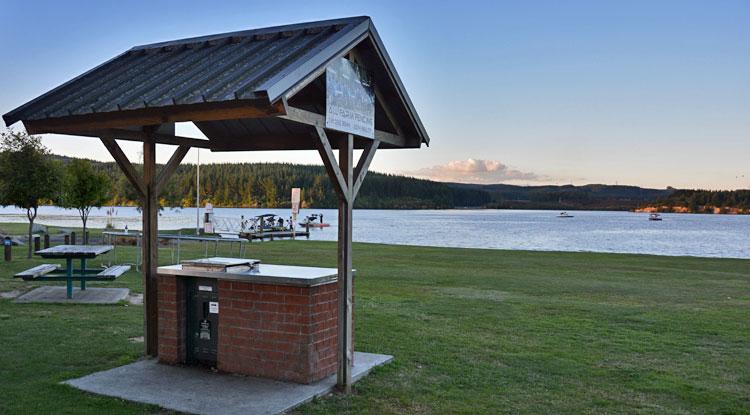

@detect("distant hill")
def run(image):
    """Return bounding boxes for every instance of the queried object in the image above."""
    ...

[446,183,674,211]
[51,154,684,210]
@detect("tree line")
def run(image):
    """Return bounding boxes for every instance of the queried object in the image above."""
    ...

[449,183,675,211]
[653,189,750,213]
[56,157,492,210]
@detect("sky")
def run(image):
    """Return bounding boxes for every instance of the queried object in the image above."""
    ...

[0,0,748,190]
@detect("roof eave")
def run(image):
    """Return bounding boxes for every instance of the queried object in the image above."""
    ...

[20,97,284,136]
[2,50,130,128]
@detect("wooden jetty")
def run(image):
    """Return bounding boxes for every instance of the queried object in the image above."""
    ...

[241,230,309,240]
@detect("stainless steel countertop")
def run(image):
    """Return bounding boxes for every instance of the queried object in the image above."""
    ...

[157,260,349,287]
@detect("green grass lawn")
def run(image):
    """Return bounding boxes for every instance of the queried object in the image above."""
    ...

[0,226,748,414]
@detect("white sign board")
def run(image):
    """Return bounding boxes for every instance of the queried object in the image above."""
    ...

[209,301,219,314]
[325,57,375,139]
[291,188,301,215]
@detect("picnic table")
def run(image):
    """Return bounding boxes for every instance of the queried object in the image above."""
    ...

[17,245,128,299]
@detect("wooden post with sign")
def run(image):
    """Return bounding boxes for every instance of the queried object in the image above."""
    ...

[291,188,301,239]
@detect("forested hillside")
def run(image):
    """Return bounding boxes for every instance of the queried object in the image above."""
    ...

[54,156,491,209]
[449,183,674,211]
[649,189,750,213]
[52,155,746,212]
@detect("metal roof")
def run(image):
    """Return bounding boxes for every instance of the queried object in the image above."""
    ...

[2,16,428,147]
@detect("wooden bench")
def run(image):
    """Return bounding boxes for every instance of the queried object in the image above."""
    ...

[97,265,131,279]
[14,264,60,280]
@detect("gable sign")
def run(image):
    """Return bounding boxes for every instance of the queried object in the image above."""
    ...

[325,57,375,139]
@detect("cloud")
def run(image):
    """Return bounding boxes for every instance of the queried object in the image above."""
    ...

[405,159,544,184]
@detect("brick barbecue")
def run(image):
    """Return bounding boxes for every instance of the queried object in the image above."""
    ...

[156,258,344,384]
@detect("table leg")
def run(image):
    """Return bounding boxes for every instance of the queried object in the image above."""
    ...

[66,258,73,299]
[80,258,87,290]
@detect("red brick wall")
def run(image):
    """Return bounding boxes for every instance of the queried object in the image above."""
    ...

[308,282,339,381]
[217,280,339,383]
[157,273,342,384]
[157,275,186,364]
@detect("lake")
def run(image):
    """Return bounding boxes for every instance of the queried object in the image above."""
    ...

[1,206,748,259]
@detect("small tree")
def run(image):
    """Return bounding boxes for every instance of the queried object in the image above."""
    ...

[0,130,62,258]
[60,159,111,244]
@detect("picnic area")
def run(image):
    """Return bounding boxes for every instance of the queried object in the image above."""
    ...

[1,223,748,414]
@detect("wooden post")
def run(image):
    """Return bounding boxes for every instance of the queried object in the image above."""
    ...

[314,128,378,394]
[142,138,159,356]
[43,233,50,249]
[100,136,189,357]
[337,133,354,393]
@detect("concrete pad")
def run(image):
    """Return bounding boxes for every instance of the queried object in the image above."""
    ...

[64,352,393,415]
[14,286,129,304]
[0,289,22,299]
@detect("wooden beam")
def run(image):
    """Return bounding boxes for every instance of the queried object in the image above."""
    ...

[336,133,354,393]
[351,139,379,200]
[98,128,212,149]
[313,127,350,203]
[281,106,408,148]
[155,145,190,195]
[374,87,404,137]
[142,139,159,357]
[23,99,286,135]
[99,137,146,197]
[39,126,213,148]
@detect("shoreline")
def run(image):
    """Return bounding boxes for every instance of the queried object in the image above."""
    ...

[2,204,750,214]
[1,221,748,261]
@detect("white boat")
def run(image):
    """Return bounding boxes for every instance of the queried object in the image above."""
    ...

[558,212,574,218]
[649,213,663,221]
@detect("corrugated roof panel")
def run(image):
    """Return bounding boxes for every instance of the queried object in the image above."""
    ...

[2,15,430,146]
[149,40,262,107]
[181,34,304,105]
[5,17,367,123]
[76,48,187,115]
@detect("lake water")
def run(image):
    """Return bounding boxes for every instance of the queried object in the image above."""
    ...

[1,206,748,259]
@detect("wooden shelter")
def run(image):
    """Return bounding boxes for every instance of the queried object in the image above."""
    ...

[3,16,428,392]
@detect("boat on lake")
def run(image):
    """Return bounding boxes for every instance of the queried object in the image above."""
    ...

[233,214,310,240]
[649,213,663,221]
[299,213,330,228]
[558,212,574,218]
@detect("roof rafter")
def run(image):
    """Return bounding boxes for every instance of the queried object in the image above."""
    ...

[22,99,285,136]
[279,105,407,148]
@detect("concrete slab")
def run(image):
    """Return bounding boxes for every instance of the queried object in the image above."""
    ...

[64,352,393,415]
[14,286,129,304]
[0,289,22,299]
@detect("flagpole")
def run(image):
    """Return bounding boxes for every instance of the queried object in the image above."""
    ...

[196,149,200,235]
